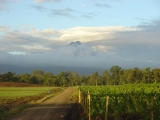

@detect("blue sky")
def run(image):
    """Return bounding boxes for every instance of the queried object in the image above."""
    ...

[1,0,160,30]
[0,0,160,71]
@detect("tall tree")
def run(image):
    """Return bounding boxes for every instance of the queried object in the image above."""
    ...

[80,76,90,85]
[43,72,55,86]
[110,65,123,85]
[133,67,142,83]
[102,70,111,85]
[31,70,45,84]
[152,68,160,84]
[66,71,80,86]
[20,74,31,83]
[0,72,17,82]
[88,72,99,86]
[56,71,67,87]
[142,67,153,83]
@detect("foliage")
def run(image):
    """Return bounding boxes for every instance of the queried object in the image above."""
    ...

[0,66,160,86]
[79,84,160,120]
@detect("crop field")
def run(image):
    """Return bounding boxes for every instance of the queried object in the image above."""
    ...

[79,84,160,120]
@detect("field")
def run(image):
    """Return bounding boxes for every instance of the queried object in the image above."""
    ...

[0,87,55,100]
[78,84,160,120]
[0,83,65,119]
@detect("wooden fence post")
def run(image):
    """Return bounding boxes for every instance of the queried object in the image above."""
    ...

[88,91,91,120]
[79,90,81,103]
[105,96,109,120]
[151,98,154,120]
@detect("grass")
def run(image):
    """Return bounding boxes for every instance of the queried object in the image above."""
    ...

[0,87,65,120]
[0,87,56,99]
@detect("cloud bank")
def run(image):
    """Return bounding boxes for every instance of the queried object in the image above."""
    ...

[0,20,160,69]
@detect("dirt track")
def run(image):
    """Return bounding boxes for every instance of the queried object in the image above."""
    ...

[6,87,75,120]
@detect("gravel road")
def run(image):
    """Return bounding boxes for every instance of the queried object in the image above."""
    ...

[6,87,75,120]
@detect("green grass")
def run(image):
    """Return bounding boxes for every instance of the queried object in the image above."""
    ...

[0,87,56,99]
[0,87,65,120]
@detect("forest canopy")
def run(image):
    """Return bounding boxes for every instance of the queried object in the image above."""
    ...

[0,66,160,86]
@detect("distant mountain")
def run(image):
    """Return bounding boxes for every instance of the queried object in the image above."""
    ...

[62,41,106,56]
[67,41,82,46]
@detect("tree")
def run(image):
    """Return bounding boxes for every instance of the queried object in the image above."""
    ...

[43,72,55,86]
[66,71,80,86]
[142,67,153,83]
[102,70,111,85]
[120,69,134,84]
[32,70,44,76]
[110,65,123,85]
[56,71,67,87]
[80,76,90,86]
[88,72,99,86]
[0,72,17,82]
[31,70,44,85]
[133,67,142,83]
[152,68,160,84]
[20,74,31,83]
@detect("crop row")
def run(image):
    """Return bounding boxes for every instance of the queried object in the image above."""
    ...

[78,84,160,120]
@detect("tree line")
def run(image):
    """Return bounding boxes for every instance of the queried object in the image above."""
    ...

[0,65,160,86]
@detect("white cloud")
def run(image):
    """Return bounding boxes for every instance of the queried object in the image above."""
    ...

[0,20,160,69]
[28,28,61,38]
[93,45,115,53]
[55,26,140,42]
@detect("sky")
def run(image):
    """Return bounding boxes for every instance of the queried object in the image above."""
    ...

[0,0,160,74]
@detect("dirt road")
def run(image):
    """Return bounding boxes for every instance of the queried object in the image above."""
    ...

[6,87,76,120]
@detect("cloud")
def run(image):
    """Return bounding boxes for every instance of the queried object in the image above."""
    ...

[95,3,112,8]
[35,0,62,3]
[92,45,115,53]
[28,28,61,38]
[0,0,20,11]
[0,41,108,68]
[30,5,48,11]
[31,6,77,19]
[81,12,99,19]
[0,41,158,69]
[0,30,51,53]
[0,26,10,32]
[0,25,141,54]
[0,19,160,69]
[55,26,139,42]
[50,8,76,19]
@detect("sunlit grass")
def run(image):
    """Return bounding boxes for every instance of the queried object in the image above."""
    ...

[0,87,57,99]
